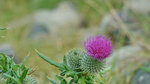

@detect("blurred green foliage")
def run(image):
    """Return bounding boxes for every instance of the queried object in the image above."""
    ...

[0,0,124,25]
[0,0,63,25]
[71,0,123,25]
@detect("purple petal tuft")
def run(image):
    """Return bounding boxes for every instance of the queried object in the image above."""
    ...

[84,35,112,61]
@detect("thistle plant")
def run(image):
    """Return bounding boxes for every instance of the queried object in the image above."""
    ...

[0,53,37,84]
[82,35,112,74]
[36,35,112,84]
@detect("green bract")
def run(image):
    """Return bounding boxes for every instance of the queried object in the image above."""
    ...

[81,55,105,73]
[64,48,85,70]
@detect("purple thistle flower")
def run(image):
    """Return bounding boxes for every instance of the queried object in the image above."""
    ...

[84,35,112,61]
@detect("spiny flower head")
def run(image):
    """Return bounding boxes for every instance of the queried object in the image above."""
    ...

[81,54,105,73]
[84,35,112,61]
[64,48,85,70]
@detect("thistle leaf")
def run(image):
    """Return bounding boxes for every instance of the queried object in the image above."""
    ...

[73,75,78,83]
[20,68,29,82]
[68,79,74,84]
[35,49,64,70]
[3,73,21,84]
[60,79,67,84]
[56,75,67,84]
[47,77,57,84]
[78,77,86,84]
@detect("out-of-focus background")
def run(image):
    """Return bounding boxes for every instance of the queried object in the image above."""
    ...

[0,0,150,84]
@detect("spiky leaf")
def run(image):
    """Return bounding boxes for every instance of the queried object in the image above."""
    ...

[35,49,64,70]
